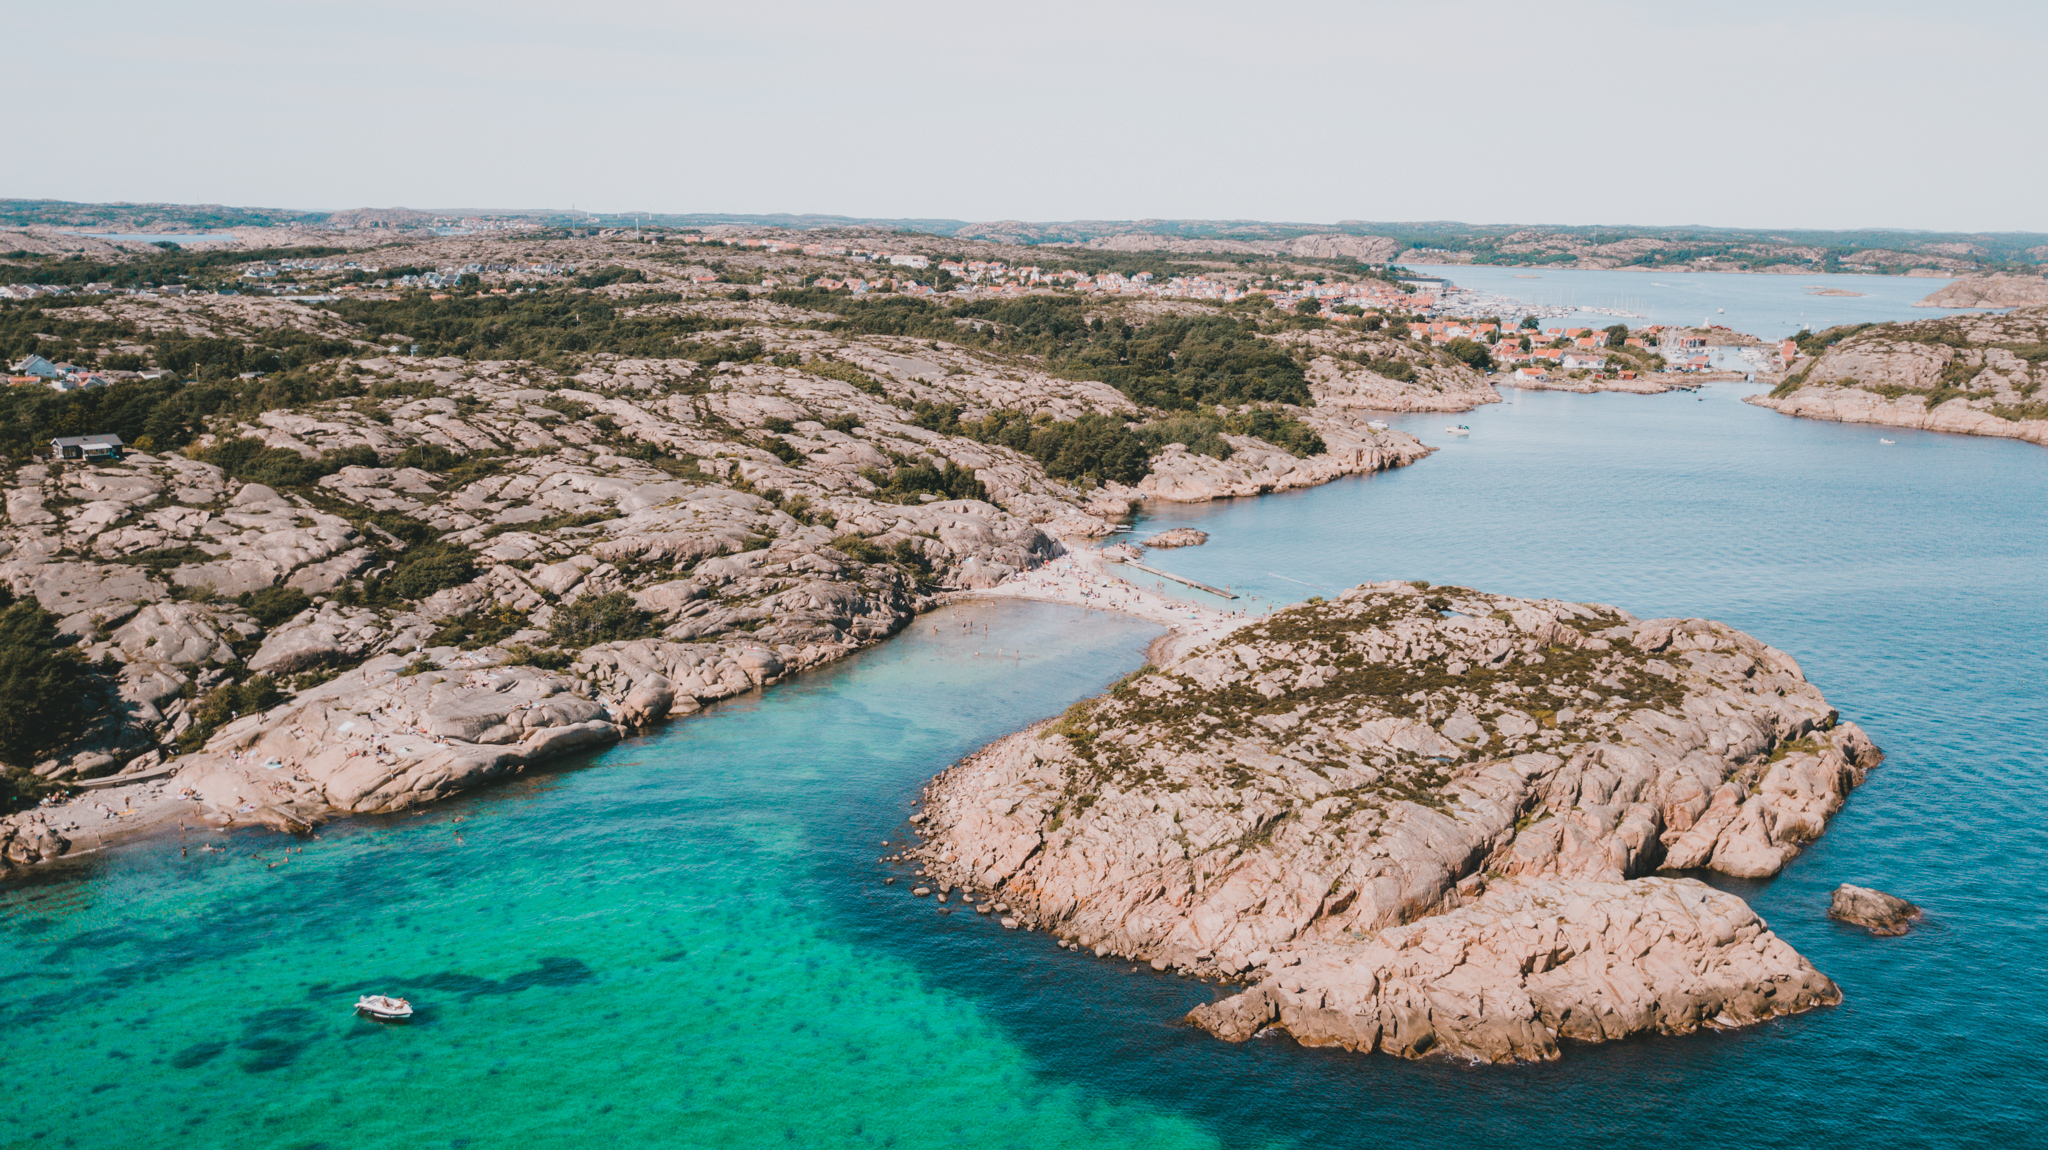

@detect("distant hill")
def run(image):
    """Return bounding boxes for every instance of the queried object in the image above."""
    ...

[5,199,2045,276]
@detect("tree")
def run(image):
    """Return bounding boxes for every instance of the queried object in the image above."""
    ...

[1519,315,1540,330]
[1294,297,1322,316]
[1443,338,1494,371]
[1604,324,1630,349]
[550,591,652,646]
[0,590,90,770]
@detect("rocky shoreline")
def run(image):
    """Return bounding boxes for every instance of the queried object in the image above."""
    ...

[1747,388,2048,446]
[1752,307,2048,446]
[909,581,1879,1062]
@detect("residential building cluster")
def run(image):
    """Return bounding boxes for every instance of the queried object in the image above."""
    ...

[1066,271,1436,312]
[0,282,193,300]
[431,216,542,232]
[7,354,131,392]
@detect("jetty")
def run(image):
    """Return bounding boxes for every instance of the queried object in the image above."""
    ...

[1109,558,1237,599]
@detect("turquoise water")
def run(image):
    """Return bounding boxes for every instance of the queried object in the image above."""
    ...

[7,386,2048,1147]
[1410,262,1995,340]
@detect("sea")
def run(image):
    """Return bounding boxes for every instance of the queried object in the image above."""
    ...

[1409,262,1995,340]
[4,322,2046,1146]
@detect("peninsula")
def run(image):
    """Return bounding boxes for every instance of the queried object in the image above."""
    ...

[2,223,1459,868]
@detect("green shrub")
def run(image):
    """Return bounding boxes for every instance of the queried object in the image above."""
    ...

[799,359,889,396]
[504,643,573,670]
[1136,413,1232,461]
[1223,406,1326,456]
[575,265,647,288]
[117,545,216,570]
[1365,355,1415,382]
[429,605,530,649]
[1443,337,1494,371]
[175,674,281,753]
[392,442,460,471]
[830,534,887,564]
[0,591,90,775]
[200,437,385,489]
[910,401,962,433]
[382,541,477,600]
[762,436,805,464]
[549,591,652,646]
[860,460,987,502]
[964,410,1152,486]
[365,510,437,546]
[238,585,311,628]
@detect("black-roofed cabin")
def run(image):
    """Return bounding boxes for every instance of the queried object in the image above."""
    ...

[51,434,125,462]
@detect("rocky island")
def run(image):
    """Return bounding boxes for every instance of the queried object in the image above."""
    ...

[1751,308,2048,445]
[911,582,1879,1061]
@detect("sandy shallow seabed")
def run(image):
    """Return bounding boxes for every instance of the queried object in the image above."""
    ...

[963,541,1254,664]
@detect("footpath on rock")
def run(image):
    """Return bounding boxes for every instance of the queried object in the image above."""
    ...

[911,581,1880,1062]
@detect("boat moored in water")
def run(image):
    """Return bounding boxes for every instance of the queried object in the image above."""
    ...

[1444,425,1471,436]
[355,994,414,1021]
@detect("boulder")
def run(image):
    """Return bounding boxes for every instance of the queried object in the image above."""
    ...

[1828,883,1922,936]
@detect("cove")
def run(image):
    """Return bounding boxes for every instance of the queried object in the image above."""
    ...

[4,383,2046,1148]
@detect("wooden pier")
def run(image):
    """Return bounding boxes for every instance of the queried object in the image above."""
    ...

[1111,559,1238,600]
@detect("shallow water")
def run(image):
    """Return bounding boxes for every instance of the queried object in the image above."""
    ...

[1409,262,1995,340]
[6,386,2046,1148]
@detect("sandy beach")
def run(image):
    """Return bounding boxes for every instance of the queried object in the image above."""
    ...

[967,539,1258,662]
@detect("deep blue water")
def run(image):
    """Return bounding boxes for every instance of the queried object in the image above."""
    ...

[4,384,2045,1148]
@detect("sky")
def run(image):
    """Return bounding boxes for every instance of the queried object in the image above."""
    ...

[10,0,2047,232]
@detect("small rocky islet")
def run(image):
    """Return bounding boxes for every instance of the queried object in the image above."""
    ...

[910,581,1881,1062]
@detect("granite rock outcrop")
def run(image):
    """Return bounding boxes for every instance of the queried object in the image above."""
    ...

[912,582,1878,1061]
[4,247,1454,874]
[1752,308,2048,446]
[1914,275,2048,309]
[1828,883,1922,936]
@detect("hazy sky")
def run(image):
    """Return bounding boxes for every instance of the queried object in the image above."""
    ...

[11,0,2046,232]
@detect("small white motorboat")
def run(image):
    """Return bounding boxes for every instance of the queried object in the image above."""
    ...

[1880,438,1896,444]
[355,994,414,1021]
[1444,425,1471,436]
